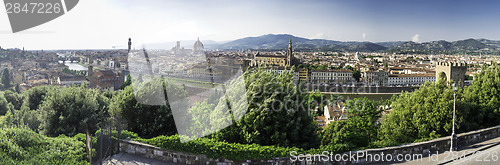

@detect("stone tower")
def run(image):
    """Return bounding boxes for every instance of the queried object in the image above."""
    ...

[128,38,132,53]
[435,62,467,86]
[286,38,294,66]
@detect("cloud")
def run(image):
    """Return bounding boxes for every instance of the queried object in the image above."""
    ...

[362,33,366,40]
[312,32,328,39]
[412,34,420,42]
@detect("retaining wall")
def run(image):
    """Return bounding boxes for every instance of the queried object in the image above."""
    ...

[119,125,500,165]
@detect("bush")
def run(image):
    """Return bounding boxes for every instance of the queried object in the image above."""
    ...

[0,126,88,164]
[134,134,304,161]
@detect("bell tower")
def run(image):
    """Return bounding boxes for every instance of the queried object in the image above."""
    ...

[128,38,132,53]
[287,38,294,66]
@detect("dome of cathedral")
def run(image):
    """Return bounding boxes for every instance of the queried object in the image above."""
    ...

[193,38,204,51]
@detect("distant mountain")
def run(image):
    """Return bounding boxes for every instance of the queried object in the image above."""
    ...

[200,34,500,54]
[213,34,388,52]
[348,42,388,52]
[388,38,500,54]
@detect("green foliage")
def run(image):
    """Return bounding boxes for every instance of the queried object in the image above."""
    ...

[110,78,187,138]
[352,70,361,82]
[463,63,500,128]
[62,68,86,77]
[378,81,458,144]
[187,67,320,149]
[134,134,303,161]
[0,91,10,115]
[322,98,380,149]
[23,85,55,110]
[1,68,12,89]
[37,86,109,137]
[238,67,320,149]
[0,126,88,164]
[3,90,21,110]
[119,74,131,90]
[344,65,361,81]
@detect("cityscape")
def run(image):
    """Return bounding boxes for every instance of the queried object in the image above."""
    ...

[2,0,500,165]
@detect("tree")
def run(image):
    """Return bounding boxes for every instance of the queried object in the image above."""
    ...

[344,65,353,71]
[0,91,10,115]
[463,63,500,128]
[352,70,361,82]
[1,68,12,89]
[237,67,320,149]
[38,86,109,137]
[378,80,459,145]
[322,98,380,148]
[3,90,21,110]
[110,78,188,138]
[119,74,132,90]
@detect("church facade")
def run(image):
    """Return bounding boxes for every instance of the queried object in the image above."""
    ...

[251,38,298,67]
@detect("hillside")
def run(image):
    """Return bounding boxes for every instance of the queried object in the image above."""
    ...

[214,34,388,52]
[388,38,500,54]
[207,34,500,54]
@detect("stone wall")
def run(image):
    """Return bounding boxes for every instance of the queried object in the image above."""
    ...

[119,125,500,165]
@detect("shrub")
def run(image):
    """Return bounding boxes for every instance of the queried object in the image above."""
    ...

[0,126,88,164]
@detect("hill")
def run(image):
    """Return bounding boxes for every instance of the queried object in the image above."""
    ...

[214,34,388,52]
[388,38,500,54]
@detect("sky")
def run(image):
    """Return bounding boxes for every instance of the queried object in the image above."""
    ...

[1,0,500,50]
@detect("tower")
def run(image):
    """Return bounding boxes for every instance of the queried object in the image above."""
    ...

[88,66,94,86]
[128,38,132,53]
[435,62,467,86]
[286,38,294,66]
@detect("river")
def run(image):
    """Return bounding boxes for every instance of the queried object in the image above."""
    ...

[59,61,87,71]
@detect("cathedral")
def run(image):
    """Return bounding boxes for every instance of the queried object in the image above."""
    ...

[251,38,298,67]
[171,38,204,55]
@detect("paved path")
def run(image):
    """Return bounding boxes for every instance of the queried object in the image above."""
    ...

[103,152,179,165]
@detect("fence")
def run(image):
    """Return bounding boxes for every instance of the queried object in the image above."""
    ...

[87,117,123,165]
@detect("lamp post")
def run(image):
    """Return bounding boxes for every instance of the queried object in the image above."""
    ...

[450,83,458,152]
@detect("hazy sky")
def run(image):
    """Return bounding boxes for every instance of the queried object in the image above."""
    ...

[1,0,500,49]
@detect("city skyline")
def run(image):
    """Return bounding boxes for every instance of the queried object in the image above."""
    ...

[1,0,500,49]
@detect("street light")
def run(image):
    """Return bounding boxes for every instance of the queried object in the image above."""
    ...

[450,83,458,152]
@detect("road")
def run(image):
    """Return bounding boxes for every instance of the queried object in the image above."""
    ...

[103,152,180,165]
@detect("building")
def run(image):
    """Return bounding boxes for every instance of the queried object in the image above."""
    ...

[57,76,87,86]
[252,53,287,67]
[298,68,310,83]
[187,65,222,82]
[261,66,299,83]
[363,71,388,86]
[435,62,467,86]
[315,115,327,130]
[388,74,436,86]
[324,101,348,126]
[88,66,125,90]
[193,38,204,53]
[251,38,298,67]
[389,67,427,74]
[310,69,353,84]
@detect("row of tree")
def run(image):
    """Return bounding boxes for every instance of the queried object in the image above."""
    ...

[320,62,500,152]
[2,63,500,153]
